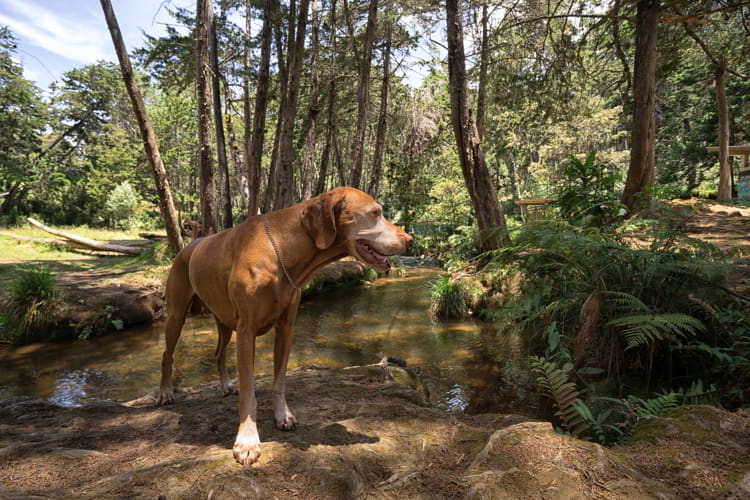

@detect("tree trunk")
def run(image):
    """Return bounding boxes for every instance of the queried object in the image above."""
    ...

[196,0,217,234]
[224,77,246,214]
[241,0,252,215]
[263,2,289,212]
[211,15,232,229]
[247,0,273,216]
[715,65,731,199]
[475,0,488,140]
[504,156,520,201]
[300,0,321,200]
[348,0,379,190]
[367,21,392,198]
[274,0,311,210]
[621,0,659,212]
[315,0,338,196]
[99,0,184,253]
[446,0,509,250]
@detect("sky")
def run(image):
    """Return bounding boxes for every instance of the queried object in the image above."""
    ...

[0,0,433,93]
[0,0,193,92]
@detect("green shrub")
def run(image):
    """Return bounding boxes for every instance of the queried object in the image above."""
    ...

[0,268,61,343]
[102,181,141,229]
[430,275,468,319]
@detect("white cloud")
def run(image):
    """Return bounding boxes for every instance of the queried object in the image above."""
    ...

[0,0,114,65]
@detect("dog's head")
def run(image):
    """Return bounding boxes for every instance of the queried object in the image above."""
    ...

[301,187,412,270]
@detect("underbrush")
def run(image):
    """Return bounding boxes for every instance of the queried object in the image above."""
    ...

[0,267,62,343]
[428,154,749,444]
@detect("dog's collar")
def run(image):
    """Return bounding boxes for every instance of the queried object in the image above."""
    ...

[262,215,300,291]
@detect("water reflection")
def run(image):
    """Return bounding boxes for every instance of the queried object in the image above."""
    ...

[0,268,537,415]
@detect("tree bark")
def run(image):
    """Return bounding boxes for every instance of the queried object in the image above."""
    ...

[348,0,379,190]
[99,0,184,253]
[446,0,509,250]
[248,0,273,216]
[274,0,311,209]
[224,77,246,214]
[476,0,489,140]
[621,0,659,212]
[241,0,252,215]
[196,0,217,234]
[210,15,232,228]
[367,21,392,198]
[263,2,289,212]
[300,0,321,200]
[715,65,731,199]
[315,0,338,196]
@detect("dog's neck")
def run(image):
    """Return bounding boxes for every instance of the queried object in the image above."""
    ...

[262,206,349,290]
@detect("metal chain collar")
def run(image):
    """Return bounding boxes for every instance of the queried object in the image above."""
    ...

[262,215,300,290]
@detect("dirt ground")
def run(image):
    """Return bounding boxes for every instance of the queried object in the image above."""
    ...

[1,362,749,499]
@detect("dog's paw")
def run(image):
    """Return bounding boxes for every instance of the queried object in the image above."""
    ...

[233,440,261,465]
[155,388,175,406]
[276,413,298,431]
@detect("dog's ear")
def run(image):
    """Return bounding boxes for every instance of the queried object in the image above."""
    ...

[302,192,344,249]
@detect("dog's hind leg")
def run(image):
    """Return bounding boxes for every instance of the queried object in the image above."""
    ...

[214,319,236,396]
[156,256,194,406]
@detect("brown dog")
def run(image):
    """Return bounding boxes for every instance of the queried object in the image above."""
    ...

[156,187,412,465]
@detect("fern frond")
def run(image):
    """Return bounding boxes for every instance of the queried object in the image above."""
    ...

[530,356,589,437]
[607,313,705,349]
[628,392,679,418]
[602,291,652,313]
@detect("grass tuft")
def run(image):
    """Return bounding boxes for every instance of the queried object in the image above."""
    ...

[0,267,61,342]
[429,275,468,319]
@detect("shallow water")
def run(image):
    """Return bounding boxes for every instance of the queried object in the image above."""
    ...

[0,267,537,414]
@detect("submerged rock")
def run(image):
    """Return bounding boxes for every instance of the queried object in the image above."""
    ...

[1,366,748,499]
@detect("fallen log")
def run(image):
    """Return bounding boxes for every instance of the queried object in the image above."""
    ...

[0,231,91,250]
[26,218,144,255]
[138,232,167,241]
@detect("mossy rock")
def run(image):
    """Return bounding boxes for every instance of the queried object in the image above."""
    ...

[631,405,727,445]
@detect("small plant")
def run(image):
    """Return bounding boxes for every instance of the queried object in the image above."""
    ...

[429,275,468,319]
[102,181,141,230]
[0,268,61,342]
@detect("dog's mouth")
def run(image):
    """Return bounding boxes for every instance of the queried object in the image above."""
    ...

[355,240,393,271]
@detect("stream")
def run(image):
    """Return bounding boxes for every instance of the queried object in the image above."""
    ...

[0,267,537,415]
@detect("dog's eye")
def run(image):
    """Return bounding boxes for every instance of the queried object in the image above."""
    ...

[371,208,382,217]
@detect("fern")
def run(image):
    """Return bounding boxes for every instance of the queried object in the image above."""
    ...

[607,313,705,349]
[529,356,589,437]
[628,392,680,418]
[601,291,651,313]
[677,380,719,405]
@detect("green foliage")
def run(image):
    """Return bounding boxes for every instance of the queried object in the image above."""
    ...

[554,152,625,227]
[0,268,61,342]
[429,275,468,319]
[607,311,705,349]
[529,356,589,437]
[102,181,141,229]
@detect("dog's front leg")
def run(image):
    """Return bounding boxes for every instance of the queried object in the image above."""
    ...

[233,324,261,465]
[273,294,300,430]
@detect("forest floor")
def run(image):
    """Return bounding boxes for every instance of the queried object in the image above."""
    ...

[1,362,749,499]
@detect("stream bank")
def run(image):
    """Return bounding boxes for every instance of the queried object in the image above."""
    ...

[1,362,749,499]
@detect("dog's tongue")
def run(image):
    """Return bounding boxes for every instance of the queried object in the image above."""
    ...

[356,241,390,270]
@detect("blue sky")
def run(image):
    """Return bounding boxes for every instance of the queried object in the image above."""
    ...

[1,0,433,93]
[0,0,193,91]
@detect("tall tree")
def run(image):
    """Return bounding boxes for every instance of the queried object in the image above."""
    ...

[299,0,321,201]
[367,20,392,198]
[99,0,184,253]
[621,0,659,212]
[210,12,232,228]
[274,0,311,209]
[315,0,338,195]
[348,0,379,190]
[247,0,273,216]
[196,0,218,234]
[446,0,510,250]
